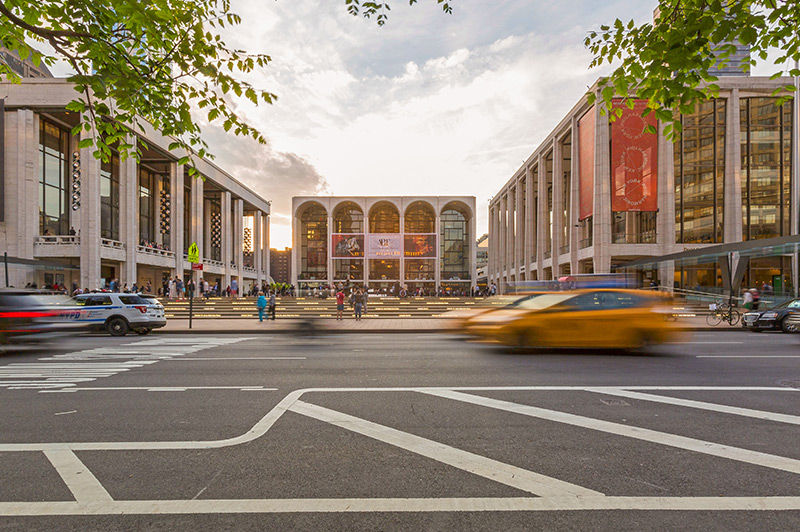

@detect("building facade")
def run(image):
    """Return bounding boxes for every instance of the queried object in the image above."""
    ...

[1,78,271,292]
[292,196,476,294]
[269,247,292,284]
[489,76,799,295]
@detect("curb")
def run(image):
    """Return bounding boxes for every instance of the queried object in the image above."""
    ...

[153,326,744,335]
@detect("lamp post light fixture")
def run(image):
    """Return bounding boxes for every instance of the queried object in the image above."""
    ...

[71,151,81,210]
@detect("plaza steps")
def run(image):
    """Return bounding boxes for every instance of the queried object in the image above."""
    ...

[160,296,494,319]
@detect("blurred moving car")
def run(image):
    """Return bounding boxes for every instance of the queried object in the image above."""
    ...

[464,289,681,349]
[455,293,549,329]
[72,293,166,336]
[0,290,90,344]
[741,298,800,333]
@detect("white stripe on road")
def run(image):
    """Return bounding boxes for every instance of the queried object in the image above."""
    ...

[289,399,601,498]
[420,390,800,475]
[1,496,800,515]
[168,357,306,361]
[38,386,276,393]
[585,388,800,426]
[667,342,743,344]
[43,450,112,503]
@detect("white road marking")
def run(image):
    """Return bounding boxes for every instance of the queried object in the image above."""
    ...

[0,337,254,390]
[421,389,800,475]
[667,342,743,344]
[38,386,277,393]
[289,400,601,498]
[2,496,800,515]
[43,450,112,503]
[54,410,77,416]
[169,357,306,360]
[585,388,800,426]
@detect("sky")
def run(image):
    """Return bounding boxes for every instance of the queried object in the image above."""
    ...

[40,1,779,249]
[204,0,663,249]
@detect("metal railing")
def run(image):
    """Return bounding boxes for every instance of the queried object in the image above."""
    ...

[101,238,126,250]
[34,235,80,245]
[137,245,174,257]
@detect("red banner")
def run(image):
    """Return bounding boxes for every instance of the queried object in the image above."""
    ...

[578,107,595,220]
[611,99,658,212]
[404,234,437,258]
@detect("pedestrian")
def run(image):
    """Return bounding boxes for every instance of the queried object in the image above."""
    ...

[268,290,277,320]
[336,288,345,320]
[186,278,195,299]
[751,288,760,311]
[742,289,754,310]
[353,289,363,321]
[231,278,238,298]
[256,291,267,322]
[362,288,369,315]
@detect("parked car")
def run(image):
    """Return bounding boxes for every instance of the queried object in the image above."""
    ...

[741,298,800,333]
[72,293,166,336]
[464,289,682,349]
[137,293,164,309]
[0,290,90,344]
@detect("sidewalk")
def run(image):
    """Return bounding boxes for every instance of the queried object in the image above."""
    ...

[159,316,738,334]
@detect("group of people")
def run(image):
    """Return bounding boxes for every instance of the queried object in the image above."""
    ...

[256,290,277,322]
[140,239,170,252]
[335,288,368,320]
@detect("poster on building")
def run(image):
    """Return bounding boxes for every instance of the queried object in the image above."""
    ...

[331,234,364,257]
[578,107,595,220]
[366,234,402,258]
[611,99,658,212]
[404,234,437,258]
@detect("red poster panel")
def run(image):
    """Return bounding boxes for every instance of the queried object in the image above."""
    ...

[611,99,658,212]
[404,234,437,258]
[578,107,595,220]
[331,234,364,257]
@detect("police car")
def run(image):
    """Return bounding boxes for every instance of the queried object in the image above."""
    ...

[72,293,167,336]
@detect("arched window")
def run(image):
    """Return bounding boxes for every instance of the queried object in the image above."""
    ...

[440,203,471,281]
[404,201,435,233]
[299,203,327,279]
[332,202,364,233]
[369,202,400,233]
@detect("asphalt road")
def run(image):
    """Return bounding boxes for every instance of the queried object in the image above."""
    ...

[0,331,799,531]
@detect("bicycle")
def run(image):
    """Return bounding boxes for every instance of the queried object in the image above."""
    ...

[706,300,741,326]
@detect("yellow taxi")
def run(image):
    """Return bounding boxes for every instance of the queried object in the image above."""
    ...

[464,289,681,349]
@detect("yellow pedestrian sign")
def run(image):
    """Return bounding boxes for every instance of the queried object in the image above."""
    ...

[187,242,200,263]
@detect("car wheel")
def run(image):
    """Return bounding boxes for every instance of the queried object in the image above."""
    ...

[781,317,797,334]
[135,328,151,336]
[106,317,129,337]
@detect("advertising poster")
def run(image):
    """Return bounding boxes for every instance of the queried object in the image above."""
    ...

[611,99,658,212]
[578,107,595,220]
[331,234,364,257]
[366,234,402,259]
[404,234,437,258]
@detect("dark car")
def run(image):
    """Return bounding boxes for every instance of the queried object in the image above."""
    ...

[741,298,800,333]
[0,290,90,345]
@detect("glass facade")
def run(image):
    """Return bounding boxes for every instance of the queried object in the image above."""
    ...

[334,259,363,281]
[208,198,222,261]
[405,202,435,233]
[440,205,470,281]
[675,99,726,243]
[138,169,156,243]
[333,202,363,233]
[100,154,120,241]
[38,119,69,235]
[369,203,399,233]
[299,204,327,280]
[741,97,793,240]
[611,212,656,243]
[183,184,191,251]
[369,259,399,280]
[405,259,435,280]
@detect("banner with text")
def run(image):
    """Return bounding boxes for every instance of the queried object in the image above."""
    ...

[331,234,364,257]
[404,234,437,258]
[578,107,595,220]
[611,99,658,212]
[366,234,402,259]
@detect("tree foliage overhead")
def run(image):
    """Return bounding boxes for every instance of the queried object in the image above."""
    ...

[585,0,800,139]
[0,0,454,173]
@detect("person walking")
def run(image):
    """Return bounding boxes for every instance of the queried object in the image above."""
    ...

[256,291,267,322]
[742,289,754,311]
[362,288,369,315]
[336,288,345,320]
[268,291,277,320]
[353,289,364,321]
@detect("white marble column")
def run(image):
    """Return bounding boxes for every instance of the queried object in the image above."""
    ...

[79,126,102,289]
[171,163,184,275]
[515,180,524,279]
[191,175,204,285]
[537,153,547,279]
[264,214,271,283]
[594,102,612,273]
[725,90,743,243]
[119,137,138,287]
[552,137,563,272]
[222,190,232,289]
[434,213,441,291]
[488,205,495,283]
[569,118,580,273]
[235,198,244,294]
[254,209,263,288]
